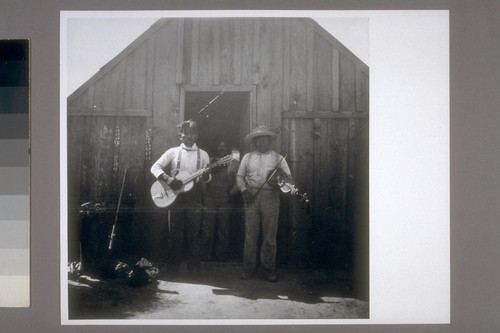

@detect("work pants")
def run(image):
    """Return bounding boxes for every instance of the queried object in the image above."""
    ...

[167,184,203,273]
[242,189,280,274]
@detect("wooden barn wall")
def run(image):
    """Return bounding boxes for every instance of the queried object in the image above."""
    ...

[281,20,369,270]
[67,18,369,273]
[67,20,185,262]
[150,20,184,161]
[67,115,150,262]
[67,116,150,202]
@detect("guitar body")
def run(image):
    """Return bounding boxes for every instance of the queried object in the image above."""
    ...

[150,155,233,208]
[150,171,195,208]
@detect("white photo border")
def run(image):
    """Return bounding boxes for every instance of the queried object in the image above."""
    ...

[60,9,449,325]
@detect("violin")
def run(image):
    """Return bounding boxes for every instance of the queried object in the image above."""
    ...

[276,174,309,204]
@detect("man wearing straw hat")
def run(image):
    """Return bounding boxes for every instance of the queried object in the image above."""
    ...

[236,125,294,282]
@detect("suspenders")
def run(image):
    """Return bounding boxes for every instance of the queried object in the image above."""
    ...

[175,147,201,177]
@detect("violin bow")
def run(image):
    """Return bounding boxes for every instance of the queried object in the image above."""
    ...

[252,154,286,198]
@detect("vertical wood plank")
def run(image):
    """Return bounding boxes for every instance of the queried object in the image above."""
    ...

[282,118,290,160]
[220,19,234,85]
[333,118,349,268]
[145,36,155,111]
[290,119,314,268]
[182,19,192,86]
[176,18,184,85]
[282,18,291,112]
[233,18,242,85]
[198,19,213,86]
[306,24,314,112]
[355,69,368,113]
[340,54,356,112]
[290,19,307,111]
[191,19,199,85]
[240,18,254,85]
[271,18,284,149]
[123,51,134,110]
[332,48,340,112]
[314,33,333,112]
[131,45,148,110]
[313,118,322,214]
[250,86,257,132]
[87,85,95,110]
[67,116,83,208]
[127,50,137,110]
[130,49,140,110]
[111,65,122,109]
[115,61,126,111]
[102,66,115,110]
[289,119,297,181]
[179,88,185,122]
[79,116,91,201]
[252,18,260,85]
[256,19,271,126]
[212,19,220,85]
[93,79,104,111]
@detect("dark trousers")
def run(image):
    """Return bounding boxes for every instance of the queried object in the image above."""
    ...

[167,185,203,272]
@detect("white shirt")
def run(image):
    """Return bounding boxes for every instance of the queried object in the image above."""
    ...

[150,143,210,182]
[236,150,292,193]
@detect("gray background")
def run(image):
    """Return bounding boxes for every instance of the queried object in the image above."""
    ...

[1,0,498,332]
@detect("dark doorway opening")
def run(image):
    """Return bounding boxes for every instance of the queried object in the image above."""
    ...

[184,90,249,157]
[184,90,250,262]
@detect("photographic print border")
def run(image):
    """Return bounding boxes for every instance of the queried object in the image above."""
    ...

[60,9,449,325]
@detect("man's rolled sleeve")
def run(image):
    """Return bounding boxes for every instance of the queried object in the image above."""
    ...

[151,150,174,179]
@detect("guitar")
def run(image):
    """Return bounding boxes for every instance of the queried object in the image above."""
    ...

[150,155,233,208]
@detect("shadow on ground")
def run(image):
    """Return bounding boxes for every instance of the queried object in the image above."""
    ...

[68,261,368,320]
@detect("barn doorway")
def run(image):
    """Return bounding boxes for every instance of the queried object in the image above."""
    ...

[183,89,251,262]
[183,90,250,156]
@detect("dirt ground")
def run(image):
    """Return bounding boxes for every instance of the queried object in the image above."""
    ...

[68,261,369,321]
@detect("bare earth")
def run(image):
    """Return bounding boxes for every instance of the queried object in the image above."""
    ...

[68,261,368,321]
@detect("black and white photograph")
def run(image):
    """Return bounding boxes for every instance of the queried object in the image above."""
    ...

[60,10,449,325]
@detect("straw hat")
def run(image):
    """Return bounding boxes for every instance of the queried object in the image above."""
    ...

[244,125,279,144]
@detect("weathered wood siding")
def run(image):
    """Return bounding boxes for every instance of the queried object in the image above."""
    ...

[68,17,369,276]
[67,115,149,207]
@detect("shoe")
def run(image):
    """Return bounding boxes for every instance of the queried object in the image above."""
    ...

[266,272,277,282]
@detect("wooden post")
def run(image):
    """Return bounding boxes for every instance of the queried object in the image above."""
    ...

[191,20,199,85]
[175,18,184,85]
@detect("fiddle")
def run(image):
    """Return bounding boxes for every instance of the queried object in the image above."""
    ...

[276,174,309,204]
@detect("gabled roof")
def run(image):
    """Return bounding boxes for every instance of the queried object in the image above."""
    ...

[68,18,171,102]
[301,18,369,73]
[68,17,368,103]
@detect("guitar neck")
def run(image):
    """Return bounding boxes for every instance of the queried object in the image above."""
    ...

[182,167,211,184]
[179,155,231,184]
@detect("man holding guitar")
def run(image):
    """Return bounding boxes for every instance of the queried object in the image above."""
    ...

[150,120,211,276]
[236,125,295,282]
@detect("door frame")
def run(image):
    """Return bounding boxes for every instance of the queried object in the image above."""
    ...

[180,85,256,133]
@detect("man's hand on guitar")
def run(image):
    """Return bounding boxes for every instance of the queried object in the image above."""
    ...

[170,179,183,190]
[242,190,253,204]
[159,173,169,182]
